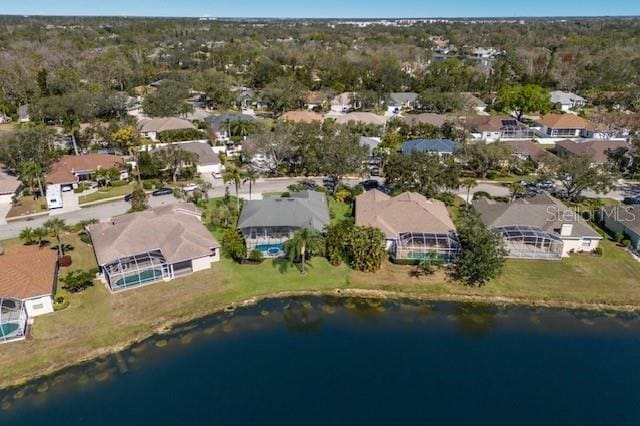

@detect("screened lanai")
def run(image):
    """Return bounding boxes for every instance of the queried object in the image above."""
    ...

[493,225,563,260]
[0,298,27,344]
[392,232,461,262]
[103,250,171,291]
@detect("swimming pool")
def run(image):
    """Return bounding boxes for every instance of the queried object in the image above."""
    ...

[113,269,164,290]
[255,243,285,257]
[0,322,21,338]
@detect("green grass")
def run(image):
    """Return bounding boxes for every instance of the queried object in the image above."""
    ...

[329,197,353,223]
[78,183,136,205]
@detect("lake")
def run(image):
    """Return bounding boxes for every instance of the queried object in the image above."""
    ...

[1,297,640,425]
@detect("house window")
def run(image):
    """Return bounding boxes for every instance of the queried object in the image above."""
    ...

[32,303,44,310]
[581,239,591,248]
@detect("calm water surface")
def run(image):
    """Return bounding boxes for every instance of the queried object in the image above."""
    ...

[1,297,640,425]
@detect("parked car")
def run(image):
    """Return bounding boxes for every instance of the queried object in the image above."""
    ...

[211,171,222,179]
[183,183,199,192]
[124,193,133,202]
[152,187,173,196]
[370,166,380,177]
[361,180,379,191]
[623,196,640,205]
[61,185,73,192]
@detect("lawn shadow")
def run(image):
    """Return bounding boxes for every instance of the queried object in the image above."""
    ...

[271,258,292,274]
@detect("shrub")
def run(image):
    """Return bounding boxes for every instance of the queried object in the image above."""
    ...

[622,240,631,248]
[472,191,492,200]
[248,249,264,263]
[142,181,153,190]
[61,270,95,293]
[79,232,92,244]
[435,192,456,206]
[280,191,291,198]
[53,295,70,311]
[593,246,604,256]
[59,255,72,267]
[222,228,247,261]
[614,232,624,244]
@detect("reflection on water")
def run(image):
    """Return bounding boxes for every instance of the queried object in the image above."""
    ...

[1,297,640,425]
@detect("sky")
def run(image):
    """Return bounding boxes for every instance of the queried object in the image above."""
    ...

[2,0,639,18]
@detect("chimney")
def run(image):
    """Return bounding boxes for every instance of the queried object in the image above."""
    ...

[560,224,573,237]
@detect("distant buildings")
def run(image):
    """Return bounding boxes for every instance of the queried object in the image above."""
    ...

[550,91,586,112]
[401,139,458,157]
[555,139,630,166]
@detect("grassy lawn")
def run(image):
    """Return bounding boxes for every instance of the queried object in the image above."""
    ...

[78,183,136,205]
[329,196,352,223]
[6,196,47,218]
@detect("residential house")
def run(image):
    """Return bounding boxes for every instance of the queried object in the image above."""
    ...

[304,91,329,111]
[402,113,447,128]
[460,93,487,114]
[137,117,196,142]
[468,115,533,142]
[46,154,127,187]
[205,112,257,143]
[0,165,20,205]
[555,139,630,166]
[0,245,59,319]
[87,204,220,292]
[401,139,458,157]
[473,193,602,259]
[550,91,586,112]
[600,205,640,251]
[333,112,387,127]
[386,92,419,116]
[355,190,460,261]
[330,92,358,113]
[281,110,324,124]
[237,191,330,258]
[154,141,224,175]
[504,140,556,165]
[536,113,592,138]
[360,136,381,154]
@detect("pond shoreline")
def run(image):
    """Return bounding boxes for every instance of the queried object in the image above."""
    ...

[3,288,640,391]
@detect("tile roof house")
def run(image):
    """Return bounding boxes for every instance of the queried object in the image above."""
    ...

[46,154,126,186]
[468,114,533,142]
[555,139,630,165]
[401,139,458,157]
[0,245,58,317]
[87,203,220,292]
[473,193,602,259]
[355,189,460,261]
[237,191,330,258]
[281,110,324,124]
[0,165,21,205]
[550,91,586,112]
[137,117,196,141]
[204,112,257,142]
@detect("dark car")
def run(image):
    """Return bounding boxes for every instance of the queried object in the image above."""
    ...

[623,196,640,205]
[370,166,380,177]
[124,193,133,202]
[361,180,379,191]
[152,187,173,196]
[298,179,318,190]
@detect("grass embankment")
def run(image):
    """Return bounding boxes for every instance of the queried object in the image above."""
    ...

[1,230,640,389]
[78,183,136,205]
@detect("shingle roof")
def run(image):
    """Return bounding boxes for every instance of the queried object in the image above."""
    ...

[468,114,526,132]
[204,113,256,131]
[281,110,324,124]
[46,154,125,185]
[333,112,387,126]
[355,189,456,238]
[388,92,418,106]
[137,117,195,133]
[0,246,57,299]
[472,193,601,239]
[401,139,457,155]
[0,165,20,195]
[504,140,555,162]
[537,113,591,129]
[550,90,585,105]
[402,113,447,128]
[555,139,630,163]
[601,205,640,236]
[155,142,220,166]
[87,203,220,266]
[237,191,330,231]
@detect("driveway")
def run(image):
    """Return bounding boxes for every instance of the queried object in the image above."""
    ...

[0,202,11,225]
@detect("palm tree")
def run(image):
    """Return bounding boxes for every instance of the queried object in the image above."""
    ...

[33,227,49,246]
[231,120,252,140]
[284,228,325,275]
[19,227,36,245]
[461,178,477,204]
[223,167,243,211]
[19,161,45,199]
[63,113,80,156]
[243,168,259,200]
[508,182,526,202]
[198,181,213,201]
[43,218,68,258]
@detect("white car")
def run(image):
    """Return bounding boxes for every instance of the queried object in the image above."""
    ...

[183,183,199,192]
[211,171,222,179]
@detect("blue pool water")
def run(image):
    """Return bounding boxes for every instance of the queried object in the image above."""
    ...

[0,323,20,338]
[255,243,284,256]
[114,269,164,289]
[2,298,640,425]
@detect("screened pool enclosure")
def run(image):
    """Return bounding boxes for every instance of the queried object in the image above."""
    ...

[391,232,461,262]
[493,225,563,259]
[102,250,171,291]
[0,298,27,344]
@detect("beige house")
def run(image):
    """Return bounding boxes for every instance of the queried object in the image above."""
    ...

[137,117,196,141]
[355,190,460,261]
[0,165,20,205]
[88,204,220,292]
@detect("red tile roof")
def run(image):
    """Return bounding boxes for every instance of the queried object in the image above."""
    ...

[46,154,125,185]
[0,246,58,299]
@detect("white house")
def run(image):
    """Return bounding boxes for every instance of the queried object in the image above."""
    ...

[330,92,358,113]
[550,91,586,112]
[0,245,59,318]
